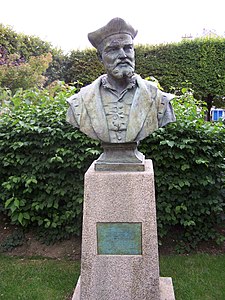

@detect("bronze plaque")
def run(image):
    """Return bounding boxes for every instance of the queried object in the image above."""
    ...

[97,222,142,255]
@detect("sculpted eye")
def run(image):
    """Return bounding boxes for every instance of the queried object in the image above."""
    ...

[124,45,133,51]
[105,46,118,53]
[112,46,120,52]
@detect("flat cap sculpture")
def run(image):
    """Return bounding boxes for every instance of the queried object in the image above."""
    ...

[88,18,138,49]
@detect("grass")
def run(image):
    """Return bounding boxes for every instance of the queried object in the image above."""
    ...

[1,253,225,299]
[160,253,225,300]
[0,255,80,300]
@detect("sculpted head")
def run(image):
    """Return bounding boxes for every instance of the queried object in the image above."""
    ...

[88,18,137,80]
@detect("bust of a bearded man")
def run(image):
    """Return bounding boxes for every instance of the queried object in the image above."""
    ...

[66,18,175,171]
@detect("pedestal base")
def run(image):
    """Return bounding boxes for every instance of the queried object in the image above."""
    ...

[74,160,175,300]
[72,276,175,300]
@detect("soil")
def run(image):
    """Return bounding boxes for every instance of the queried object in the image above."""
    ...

[1,213,225,259]
[0,213,81,260]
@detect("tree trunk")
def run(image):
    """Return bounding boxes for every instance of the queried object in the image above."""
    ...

[204,94,214,121]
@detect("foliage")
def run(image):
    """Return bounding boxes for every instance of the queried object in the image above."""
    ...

[0,83,101,243]
[61,39,225,118]
[0,24,66,88]
[3,22,225,114]
[44,51,67,86]
[0,24,52,58]
[0,46,52,92]
[0,84,224,248]
[140,90,225,249]
[135,38,225,102]
[0,228,25,252]
[63,49,104,86]
[135,39,225,118]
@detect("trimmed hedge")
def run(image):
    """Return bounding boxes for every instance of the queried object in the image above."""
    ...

[2,22,225,114]
[62,39,225,118]
[0,85,224,248]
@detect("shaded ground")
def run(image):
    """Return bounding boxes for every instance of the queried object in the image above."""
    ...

[0,213,81,260]
[1,213,225,259]
[159,226,225,256]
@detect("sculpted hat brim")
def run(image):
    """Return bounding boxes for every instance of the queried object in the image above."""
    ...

[88,18,138,49]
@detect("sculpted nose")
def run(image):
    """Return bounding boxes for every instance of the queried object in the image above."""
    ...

[118,48,127,58]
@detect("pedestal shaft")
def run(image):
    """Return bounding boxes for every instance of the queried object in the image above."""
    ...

[80,159,160,300]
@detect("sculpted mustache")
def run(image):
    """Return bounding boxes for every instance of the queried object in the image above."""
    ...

[116,60,133,67]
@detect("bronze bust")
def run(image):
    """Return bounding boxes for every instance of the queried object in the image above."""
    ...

[66,18,175,170]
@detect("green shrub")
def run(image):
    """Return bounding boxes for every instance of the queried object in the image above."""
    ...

[0,24,66,88]
[62,40,225,119]
[63,49,104,86]
[0,24,51,58]
[0,51,52,93]
[0,83,100,243]
[135,39,225,118]
[0,227,25,252]
[140,91,225,250]
[0,85,224,248]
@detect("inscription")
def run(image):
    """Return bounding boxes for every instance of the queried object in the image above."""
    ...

[97,222,142,255]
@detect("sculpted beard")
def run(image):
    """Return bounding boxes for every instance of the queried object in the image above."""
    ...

[110,61,135,79]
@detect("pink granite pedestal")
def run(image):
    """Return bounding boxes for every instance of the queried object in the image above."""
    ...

[72,160,175,300]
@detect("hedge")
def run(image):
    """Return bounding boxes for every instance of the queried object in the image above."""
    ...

[0,85,101,243]
[142,94,225,249]
[2,22,225,114]
[0,84,224,248]
[62,39,225,119]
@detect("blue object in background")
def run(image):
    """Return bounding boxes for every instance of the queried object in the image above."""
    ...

[211,109,224,121]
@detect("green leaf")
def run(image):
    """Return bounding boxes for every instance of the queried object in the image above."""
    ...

[5,198,13,208]
[14,198,20,208]
[18,213,23,225]
[181,164,190,171]
[23,212,30,220]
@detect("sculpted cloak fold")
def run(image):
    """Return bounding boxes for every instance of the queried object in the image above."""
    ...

[66,74,175,143]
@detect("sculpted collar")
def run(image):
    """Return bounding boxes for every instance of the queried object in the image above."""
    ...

[101,74,137,91]
[78,74,152,142]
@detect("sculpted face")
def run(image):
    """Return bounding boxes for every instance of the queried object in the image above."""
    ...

[100,33,135,79]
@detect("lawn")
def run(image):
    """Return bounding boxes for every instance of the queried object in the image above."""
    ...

[0,255,80,300]
[1,253,225,300]
[160,253,225,300]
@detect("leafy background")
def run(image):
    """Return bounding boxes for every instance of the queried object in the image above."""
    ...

[0,24,225,250]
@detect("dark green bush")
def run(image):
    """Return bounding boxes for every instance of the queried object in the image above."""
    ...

[63,49,104,86]
[62,39,225,118]
[0,227,25,252]
[140,92,225,249]
[135,39,225,119]
[0,84,101,243]
[0,85,224,248]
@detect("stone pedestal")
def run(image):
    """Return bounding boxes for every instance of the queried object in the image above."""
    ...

[72,159,175,300]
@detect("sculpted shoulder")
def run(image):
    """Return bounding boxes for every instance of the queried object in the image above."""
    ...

[138,76,174,102]
[79,75,105,98]
[134,75,159,100]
